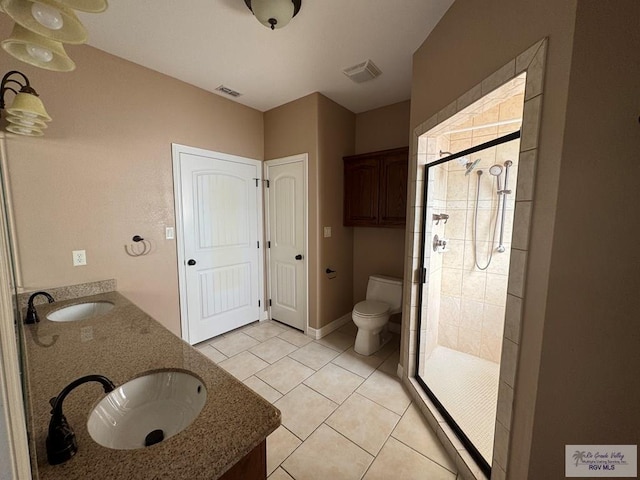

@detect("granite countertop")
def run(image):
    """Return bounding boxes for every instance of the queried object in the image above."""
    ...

[22,291,280,480]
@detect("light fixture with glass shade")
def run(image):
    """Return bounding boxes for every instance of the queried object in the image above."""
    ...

[1,24,75,71]
[1,70,51,137]
[244,0,301,30]
[0,0,108,72]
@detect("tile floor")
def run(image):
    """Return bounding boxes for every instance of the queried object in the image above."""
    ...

[196,320,461,480]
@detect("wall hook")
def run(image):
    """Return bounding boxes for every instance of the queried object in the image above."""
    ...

[125,235,151,257]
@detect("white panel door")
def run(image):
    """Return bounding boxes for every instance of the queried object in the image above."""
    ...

[174,145,262,344]
[266,156,307,331]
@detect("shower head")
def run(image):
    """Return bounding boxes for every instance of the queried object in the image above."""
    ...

[489,164,503,176]
[504,160,513,167]
[465,159,481,176]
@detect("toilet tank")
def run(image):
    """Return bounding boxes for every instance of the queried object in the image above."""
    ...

[366,275,403,313]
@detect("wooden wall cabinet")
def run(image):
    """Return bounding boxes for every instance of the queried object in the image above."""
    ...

[343,147,409,228]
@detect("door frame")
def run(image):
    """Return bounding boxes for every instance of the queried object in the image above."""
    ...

[172,143,264,343]
[264,154,309,333]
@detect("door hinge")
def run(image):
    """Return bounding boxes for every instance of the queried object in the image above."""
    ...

[254,178,259,187]
[258,300,261,307]
[267,241,271,248]
[269,299,272,307]
[257,241,260,249]
[265,179,270,188]
[419,267,427,284]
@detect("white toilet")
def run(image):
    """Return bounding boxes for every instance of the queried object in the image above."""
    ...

[352,275,403,356]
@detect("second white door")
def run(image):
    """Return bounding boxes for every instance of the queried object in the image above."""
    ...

[266,155,307,331]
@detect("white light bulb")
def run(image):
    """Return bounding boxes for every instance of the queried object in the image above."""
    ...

[26,44,54,63]
[31,2,64,30]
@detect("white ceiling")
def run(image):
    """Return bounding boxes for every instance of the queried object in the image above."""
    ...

[78,0,454,113]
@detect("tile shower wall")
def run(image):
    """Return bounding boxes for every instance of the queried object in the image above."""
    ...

[436,95,524,363]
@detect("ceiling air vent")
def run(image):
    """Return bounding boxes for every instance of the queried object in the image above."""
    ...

[215,85,242,97]
[342,60,382,84]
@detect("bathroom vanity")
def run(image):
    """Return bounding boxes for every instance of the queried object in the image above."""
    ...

[21,291,280,480]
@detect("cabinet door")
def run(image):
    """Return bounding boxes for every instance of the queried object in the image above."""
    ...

[379,151,408,227]
[344,157,379,226]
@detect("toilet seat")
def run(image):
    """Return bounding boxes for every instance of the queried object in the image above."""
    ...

[353,300,389,317]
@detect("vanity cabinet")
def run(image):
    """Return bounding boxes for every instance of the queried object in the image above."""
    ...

[343,147,409,228]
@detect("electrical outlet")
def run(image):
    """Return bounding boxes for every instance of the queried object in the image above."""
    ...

[165,226,175,240]
[72,250,87,266]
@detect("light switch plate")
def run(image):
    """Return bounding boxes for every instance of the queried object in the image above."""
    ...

[323,226,332,238]
[165,227,175,240]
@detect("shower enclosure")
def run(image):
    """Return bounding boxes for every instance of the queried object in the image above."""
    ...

[415,79,525,476]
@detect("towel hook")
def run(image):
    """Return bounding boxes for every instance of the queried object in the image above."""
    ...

[125,235,151,257]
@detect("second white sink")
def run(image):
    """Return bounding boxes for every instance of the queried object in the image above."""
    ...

[87,370,207,450]
[46,301,114,322]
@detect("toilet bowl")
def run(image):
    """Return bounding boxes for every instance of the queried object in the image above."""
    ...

[352,275,402,356]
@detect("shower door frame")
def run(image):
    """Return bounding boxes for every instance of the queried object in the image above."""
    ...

[415,130,521,477]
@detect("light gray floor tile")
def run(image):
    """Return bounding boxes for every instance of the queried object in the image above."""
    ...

[315,330,354,352]
[338,320,359,336]
[268,467,294,480]
[244,375,283,404]
[211,332,260,357]
[250,337,299,364]
[288,341,340,370]
[278,328,313,347]
[244,321,287,341]
[392,403,457,472]
[282,424,373,480]
[275,384,338,440]
[218,351,269,381]
[332,347,385,378]
[267,426,301,476]
[256,356,315,394]
[303,363,364,404]
[196,345,227,363]
[356,369,411,415]
[326,393,400,456]
[364,437,457,480]
[377,349,400,376]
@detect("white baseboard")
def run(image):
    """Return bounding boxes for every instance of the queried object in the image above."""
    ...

[396,362,404,379]
[260,309,269,321]
[307,313,352,340]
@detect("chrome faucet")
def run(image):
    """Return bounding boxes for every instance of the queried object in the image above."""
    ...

[47,375,116,465]
[25,291,55,324]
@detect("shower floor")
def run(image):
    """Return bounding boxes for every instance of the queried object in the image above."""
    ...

[422,345,499,464]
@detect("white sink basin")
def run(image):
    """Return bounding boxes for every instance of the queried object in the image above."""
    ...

[46,301,114,322]
[87,370,207,450]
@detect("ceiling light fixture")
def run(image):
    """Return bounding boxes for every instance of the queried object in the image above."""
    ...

[0,0,108,72]
[0,70,51,137]
[244,0,301,30]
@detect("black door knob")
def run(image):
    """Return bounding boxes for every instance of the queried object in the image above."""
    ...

[295,254,303,260]
[187,259,196,266]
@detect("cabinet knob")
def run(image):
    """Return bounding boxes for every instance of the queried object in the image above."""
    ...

[295,254,303,260]
[187,259,196,266]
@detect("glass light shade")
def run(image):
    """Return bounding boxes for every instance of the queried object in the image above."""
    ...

[57,0,107,13]
[251,0,294,29]
[1,24,76,71]
[5,92,52,122]
[6,114,48,129]
[6,123,44,136]
[0,0,88,44]
[31,1,63,30]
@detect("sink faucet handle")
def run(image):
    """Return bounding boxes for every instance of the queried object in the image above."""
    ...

[25,291,55,324]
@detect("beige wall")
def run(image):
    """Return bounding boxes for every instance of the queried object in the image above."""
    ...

[528,1,640,477]
[352,101,410,303]
[411,0,639,477]
[317,95,355,327]
[0,16,264,336]
[264,93,355,329]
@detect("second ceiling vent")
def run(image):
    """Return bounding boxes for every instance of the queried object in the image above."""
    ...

[342,60,382,84]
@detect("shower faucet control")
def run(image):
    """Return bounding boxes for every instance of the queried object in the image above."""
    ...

[432,235,449,253]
